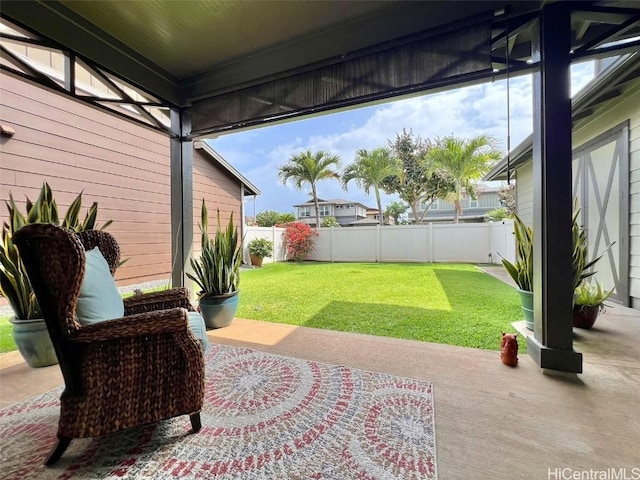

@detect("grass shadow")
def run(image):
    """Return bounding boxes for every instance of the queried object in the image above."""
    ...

[304,296,524,352]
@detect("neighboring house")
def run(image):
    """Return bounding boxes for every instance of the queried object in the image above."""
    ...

[484,53,640,309]
[407,184,502,223]
[293,199,369,227]
[364,208,394,226]
[0,68,259,287]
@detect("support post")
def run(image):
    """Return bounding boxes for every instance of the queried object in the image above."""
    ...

[170,108,194,289]
[527,3,582,373]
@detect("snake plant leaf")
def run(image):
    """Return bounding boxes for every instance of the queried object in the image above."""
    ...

[99,220,113,231]
[80,202,98,231]
[64,193,83,230]
[8,197,25,232]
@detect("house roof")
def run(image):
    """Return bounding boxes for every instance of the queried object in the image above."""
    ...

[293,199,370,209]
[484,52,640,181]
[348,218,381,226]
[193,141,260,196]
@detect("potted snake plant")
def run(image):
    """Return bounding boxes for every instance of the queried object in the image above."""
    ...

[573,281,613,329]
[502,206,611,331]
[187,200,242,329]
[501,214,534,329]
[1,182,112,367]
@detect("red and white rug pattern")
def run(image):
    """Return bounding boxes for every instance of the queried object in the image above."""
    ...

[0,344,436,479]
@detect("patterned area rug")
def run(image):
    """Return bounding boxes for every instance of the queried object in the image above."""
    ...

[0,344,437,479]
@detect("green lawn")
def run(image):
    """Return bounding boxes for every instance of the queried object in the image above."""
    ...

[0,316,14,353]
[1,263,525,355]
[236,262,525,351]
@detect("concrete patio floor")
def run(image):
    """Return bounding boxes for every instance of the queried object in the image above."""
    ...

[1,299,638,479]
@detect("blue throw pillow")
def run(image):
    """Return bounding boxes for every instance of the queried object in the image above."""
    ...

[188,312,209,352]
[76,247,125,325]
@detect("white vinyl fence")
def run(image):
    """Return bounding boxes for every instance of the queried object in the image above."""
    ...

[244,220,516,265]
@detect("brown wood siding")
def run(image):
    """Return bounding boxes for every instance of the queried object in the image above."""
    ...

[192,147,242,253]
[0,72,172,287]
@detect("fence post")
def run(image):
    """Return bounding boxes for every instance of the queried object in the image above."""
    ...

[271,226,276,263]
[428,223,433,263]
[488,222,493,264]
[330,227,334,263]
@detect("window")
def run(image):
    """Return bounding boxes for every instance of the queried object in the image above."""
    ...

[319,205,330,217]
[300,207,311,217]
[469,198,478,208]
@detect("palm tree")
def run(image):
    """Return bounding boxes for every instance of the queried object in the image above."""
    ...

[385,201,408,225]
[278,150,341,228]
[342,147,400,226]
[425,135,501,223]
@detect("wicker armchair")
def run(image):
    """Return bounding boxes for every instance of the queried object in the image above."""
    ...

[13,224,205,466]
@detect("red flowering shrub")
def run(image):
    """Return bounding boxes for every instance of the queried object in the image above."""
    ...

[283,222,318,262]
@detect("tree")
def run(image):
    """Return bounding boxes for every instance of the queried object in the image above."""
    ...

[278,150,341,228]
[382,129,455,224]
[278,212,296,224]
[385,201,407,225]
[342,148,399,226]
[425,134,502,223]
[255,210,295,227]
[498,183,516,217]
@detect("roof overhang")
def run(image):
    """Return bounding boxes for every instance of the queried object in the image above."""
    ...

[193,141,260,196]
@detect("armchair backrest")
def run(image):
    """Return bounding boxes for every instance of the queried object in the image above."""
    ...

[76,229,121,275]
[13,223,87,387]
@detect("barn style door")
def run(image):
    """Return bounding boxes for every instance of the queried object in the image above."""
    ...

[572,122,629,306]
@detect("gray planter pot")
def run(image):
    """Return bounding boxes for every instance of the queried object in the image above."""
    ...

[9,317,58,368]
[199,291,239,329]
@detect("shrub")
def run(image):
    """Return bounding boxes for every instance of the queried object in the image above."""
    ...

[255,210,296,227]
[283,222,317,262]
[248,237,273,257]
[320,216,340,227]
[485,207,511,222]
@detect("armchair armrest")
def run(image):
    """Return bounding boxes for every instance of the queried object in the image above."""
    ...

[123,287,195,315]
[70,308,189,343]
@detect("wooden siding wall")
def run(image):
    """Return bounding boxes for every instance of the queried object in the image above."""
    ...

[0,73,172,286]
[573,80,640,308]
[192,147,242,255]
[1,75,248,291]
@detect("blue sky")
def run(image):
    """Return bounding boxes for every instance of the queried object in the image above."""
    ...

[207,63,595,217]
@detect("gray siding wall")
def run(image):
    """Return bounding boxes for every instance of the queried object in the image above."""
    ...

[573,81,640,307]
[515,163,534,226]
[427,192,500,212]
